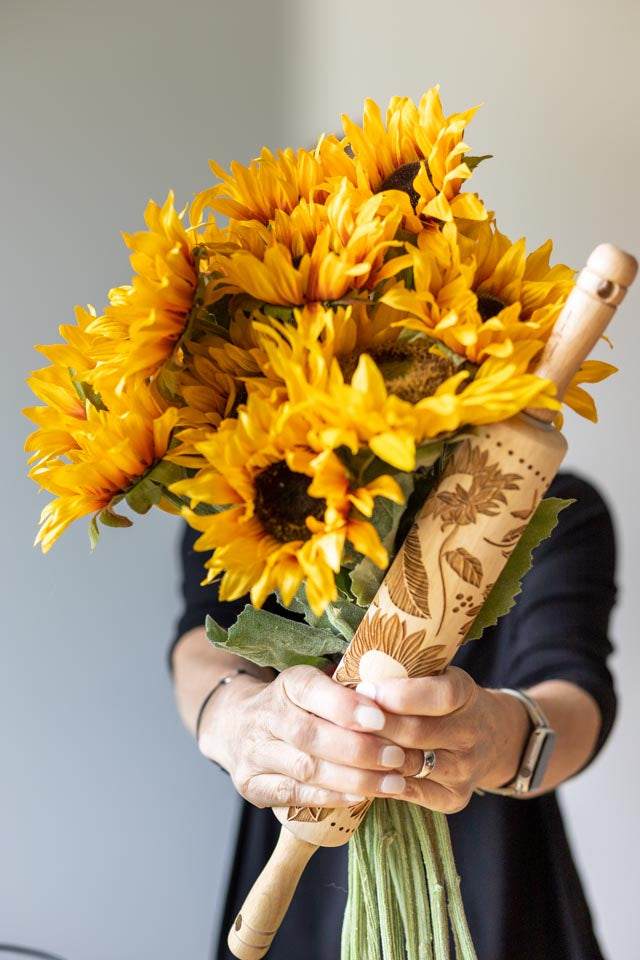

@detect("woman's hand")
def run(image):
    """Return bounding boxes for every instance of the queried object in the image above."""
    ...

[355,668,531,812]
[198,664,425,810]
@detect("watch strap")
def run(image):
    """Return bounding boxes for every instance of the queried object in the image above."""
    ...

[482,688,556,796]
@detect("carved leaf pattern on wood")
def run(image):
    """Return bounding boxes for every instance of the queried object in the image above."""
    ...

[386,526,431,618]
[444,547,483,587]
[511,508,533,520]
[287,806,332,823]
[348,800,371,820]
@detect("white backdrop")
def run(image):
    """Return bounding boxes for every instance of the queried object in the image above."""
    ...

[2,1,638,958]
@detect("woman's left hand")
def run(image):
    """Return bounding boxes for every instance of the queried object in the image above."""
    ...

[356,668,530,812]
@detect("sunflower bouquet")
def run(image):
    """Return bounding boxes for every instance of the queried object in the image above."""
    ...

[25,88,616,960]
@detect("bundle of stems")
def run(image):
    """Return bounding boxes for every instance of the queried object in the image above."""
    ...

[342,799,477,960]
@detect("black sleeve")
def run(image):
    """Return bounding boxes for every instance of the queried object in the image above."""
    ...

[501,472,618,760]
[168,522,303,673]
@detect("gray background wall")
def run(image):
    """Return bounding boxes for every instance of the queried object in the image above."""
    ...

[2,1,638,958]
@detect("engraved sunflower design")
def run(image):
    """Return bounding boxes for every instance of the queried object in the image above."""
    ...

[334,609,447,686]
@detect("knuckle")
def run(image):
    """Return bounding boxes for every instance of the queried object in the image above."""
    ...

[436,676,459,714]
[284,665,317,705]
[356,735,380,769]
[289,715,317,752]
[404,716,428,748]
[232,766,254,801]
[446,788,472,814]
[274,776,296,805]
[292,751,318,784]
[456,728,479,754]
[452,752,475,785]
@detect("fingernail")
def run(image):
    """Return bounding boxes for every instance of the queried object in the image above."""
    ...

[380,774,406,795]
[356,681,377,700]
[355,705,385,731]
[380,745,405,769]
[345,793,366,803]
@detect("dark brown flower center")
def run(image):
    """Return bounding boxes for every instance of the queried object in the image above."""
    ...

[254,461,326,543]
[476,293,506,322]
[339,341,455,404]
[377,161,423,211]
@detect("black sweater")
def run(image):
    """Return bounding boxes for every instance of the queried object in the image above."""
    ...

[172,472,617,960]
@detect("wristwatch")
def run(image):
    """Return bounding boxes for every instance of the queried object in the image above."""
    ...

[483,688,556,796]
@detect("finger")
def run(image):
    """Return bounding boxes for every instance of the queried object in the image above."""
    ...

[402,774,474,814]
[257,739,406,798]
[357,667,475,718]
[242,773,359,811]
[377,768,474,815]
[403,747,466,787]
[280,665,387,732]
[269,707,418,774]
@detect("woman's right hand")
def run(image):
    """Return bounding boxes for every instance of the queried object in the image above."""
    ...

[198,664,421,810]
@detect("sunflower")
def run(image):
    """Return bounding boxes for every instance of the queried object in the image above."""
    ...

[341,88,488,229]
[167,327,283,467]
[253,308,558,471]
[382,222,575,364]
[190,143,336,227]
[85,192,200,391]
[206,181,405,307]
[170,393,404,615]
[24,305,107,468]
[29,382,179,552]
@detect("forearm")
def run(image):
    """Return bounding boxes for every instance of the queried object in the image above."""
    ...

[478,679,601,796]
[171,626,273,739]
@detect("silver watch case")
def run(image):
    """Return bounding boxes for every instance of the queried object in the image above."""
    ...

[486,688,556,796]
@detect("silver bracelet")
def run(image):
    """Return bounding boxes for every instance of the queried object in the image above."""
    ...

[195,668,250,746]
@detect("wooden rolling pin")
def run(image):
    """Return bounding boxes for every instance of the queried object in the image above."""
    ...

[227,243,637,960]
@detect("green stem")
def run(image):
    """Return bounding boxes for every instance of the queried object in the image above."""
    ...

[431,812,477,960]
[387,799,433,960]
[408,804,450,959]
[352,814,382,960]
[372,801,403,960]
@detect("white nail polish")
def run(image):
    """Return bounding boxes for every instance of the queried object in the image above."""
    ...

[381,745,405,769]
[345,794,366,803]
[380,774,406,795]
[356,681,377,700]
[355,705,385,731]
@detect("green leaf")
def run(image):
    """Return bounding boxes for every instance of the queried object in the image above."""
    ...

[69,372,108,412]
[205,606,347,671]
[146,459,185,485]
[154,364,184,403]
[464,154,492,172]
[349,557,385,607]
[465,497,574,642]
[204,295,233,333]
[205,616,228,646]
[263,304,295,324]
[349,473,413,606]
[324,599,367,642]
[413,440,445,472]
[125,477,163,514]
[98,506,133,528]
[88,514,100,551]
[161,488,189,512]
